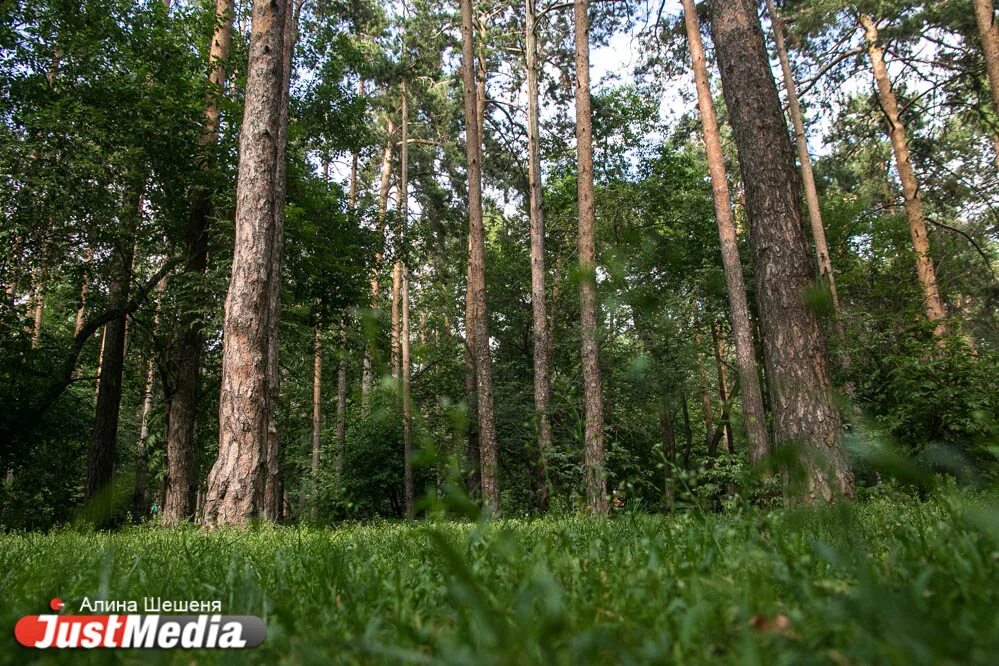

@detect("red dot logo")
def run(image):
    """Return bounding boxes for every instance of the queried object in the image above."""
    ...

[49,598,64,612]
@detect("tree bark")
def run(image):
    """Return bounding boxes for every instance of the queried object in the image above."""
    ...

[310,325,321,515]
[658,398,676,508]
[860,14,947,336]
[525,0,553,509]
[402,266,414,518]
[711,322,735,454]
[460,0,500,513]
[133,277,165,520]
[974,0,999,168]
[335,320,347,490]
[163,0,235,525]
[398,79,415,519]
[710,0,854,500]
[30,264,46,348]
[85,189,140,509]
[764,0,838,311]
[363,118,394,400]
[204,0,289,527]
[74,247,93,337]
[573,0,607,515]
[262,0,298,521]
[681,0,770,462]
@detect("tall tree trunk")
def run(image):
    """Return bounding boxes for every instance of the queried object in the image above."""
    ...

[262,0,298,522]
[681,0,770,462]
[695,328,714,451]
[974,0,999,167]
[204,0,289,527]
[310,325,321,516]
[133,277,165,520]
[398,79,415,519]
[764,0,838,310]
[363,118,394,400]
[460,0,500,513]
[335,320,347,490]
[85,189,140,509]
[711,322,735,454]
[525,0,553,508]
[860,14,947,336]
[710,0,854,500]
[573,0,607,515]
[658,398,676,508]
[163,0,235,525]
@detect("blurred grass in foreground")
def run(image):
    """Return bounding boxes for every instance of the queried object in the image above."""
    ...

[1,487,997,665]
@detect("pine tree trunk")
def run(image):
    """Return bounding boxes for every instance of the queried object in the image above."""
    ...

[573,0,607,515]
[262,0,298,521]
[975,0,999,168]
[398,79,415,519]
[764,0,838,310]
[163,0,235,525]
[85,189,140,510]
[710,0,854,501]
[525,0,553,508]
[363,119,394,400]
[681,0,770,462]
[460,0,500,513]
[30,264,45,348]
[204,0,289,527]
[860,14,947,336]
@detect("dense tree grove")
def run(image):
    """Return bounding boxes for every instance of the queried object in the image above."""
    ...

[1,0,996,529]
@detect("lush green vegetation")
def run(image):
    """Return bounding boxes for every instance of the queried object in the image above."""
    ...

[2,488,997,664]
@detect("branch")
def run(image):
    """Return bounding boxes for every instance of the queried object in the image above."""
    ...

[31,255,184,418]
[795,46,864,100]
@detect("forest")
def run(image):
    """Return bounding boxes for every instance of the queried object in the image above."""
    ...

[1,0,998,662]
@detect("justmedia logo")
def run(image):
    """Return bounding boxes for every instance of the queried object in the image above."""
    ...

[14,598,266,649]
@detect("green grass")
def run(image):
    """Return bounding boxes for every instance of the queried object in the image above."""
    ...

[1,490,998,665]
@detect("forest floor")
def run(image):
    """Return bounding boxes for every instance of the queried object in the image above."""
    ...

[1,489,997,665]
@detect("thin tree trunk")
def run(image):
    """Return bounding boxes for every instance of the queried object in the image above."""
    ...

[163,0,235,525]
[525,0,553,509]
[460,0,500,513]
[335,320,347,489]
[573,0,607,515]
[74,247,93,337]
[860,14,947,336]
[363,118,394,400]
[695,328,714,451]
[711,322,735,454]
[133,277,166,520]
[204,0,289,527]
[711,0,854,500]
[764,0,838,310]
[658,398,676,508]
[310,325,321,516]
[680,388,693,469]
[398,78,415,519]
[85,189,140,510]
[681,0,770,462]
[30,264,46,348]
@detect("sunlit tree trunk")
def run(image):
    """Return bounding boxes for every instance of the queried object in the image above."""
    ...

[460,0,500,512]
[335,320,347,490]
[163,0,235,524]
[974,0,999,167]
[681,0,770,462]
[764,0,838,310]
[363,117,394,400]
[573,0,607,515]
[30,263,46,348]
[397,78,415,519]
[860,14,947,336]
[262,0,299,521]
[711,0,853,500]
[204,0,289,527]
[525,0,553,508]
